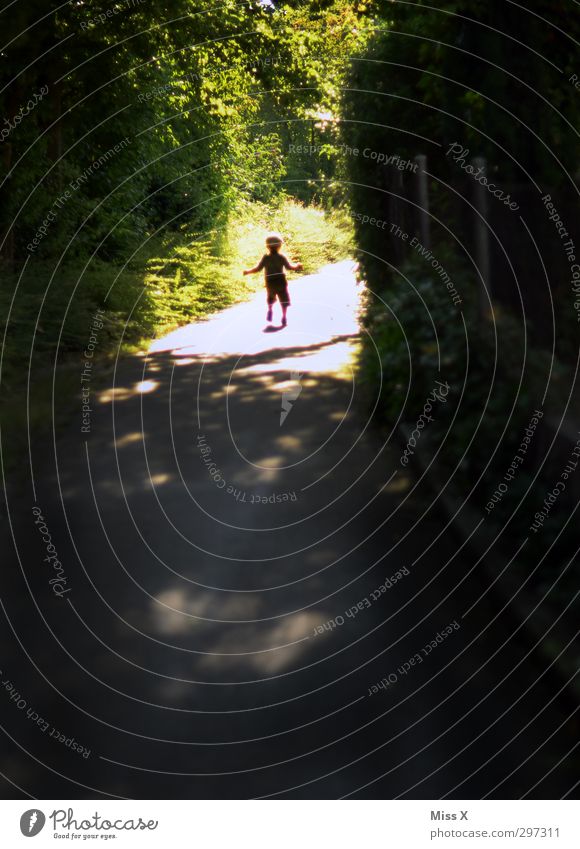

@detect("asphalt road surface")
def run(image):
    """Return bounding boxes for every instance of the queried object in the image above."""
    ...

[1,262,577,799]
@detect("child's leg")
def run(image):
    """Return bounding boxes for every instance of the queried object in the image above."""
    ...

[266,290,274,322]
[280,286,290,326]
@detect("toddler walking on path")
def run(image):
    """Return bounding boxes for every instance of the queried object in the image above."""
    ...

[243,233,302,326]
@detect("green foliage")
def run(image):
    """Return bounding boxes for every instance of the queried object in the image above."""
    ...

[346,0,580,184]
[0,0,369,268]
[359,241,548,477]
[340,0,580,282]
[343,0,580,507]
[0,1,365,473]
[357,250,578,586]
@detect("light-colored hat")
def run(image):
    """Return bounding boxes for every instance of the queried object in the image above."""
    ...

[265,232,283,247]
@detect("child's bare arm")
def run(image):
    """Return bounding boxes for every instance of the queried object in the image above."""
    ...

[283,255,302,272]
[243,257,265,276]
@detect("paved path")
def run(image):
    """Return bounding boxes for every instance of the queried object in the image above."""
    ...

[2,262,576,798]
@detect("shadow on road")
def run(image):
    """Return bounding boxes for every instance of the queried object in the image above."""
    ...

[2,263,577,799]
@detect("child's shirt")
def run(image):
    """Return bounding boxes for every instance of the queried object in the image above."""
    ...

[257,252,292,284]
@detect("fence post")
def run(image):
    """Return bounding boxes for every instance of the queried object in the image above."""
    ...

[388,168,406,262]
[472,156,491,323]
[414,154,430,250]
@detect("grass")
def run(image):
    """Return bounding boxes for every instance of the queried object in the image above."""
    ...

[123,196,354,342]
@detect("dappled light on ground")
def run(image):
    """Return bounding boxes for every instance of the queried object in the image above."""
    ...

[4,261,576,801]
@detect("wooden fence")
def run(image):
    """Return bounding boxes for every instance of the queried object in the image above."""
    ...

[385,155,580,357]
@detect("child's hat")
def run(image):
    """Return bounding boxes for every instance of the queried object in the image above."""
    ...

[265,232,283,247]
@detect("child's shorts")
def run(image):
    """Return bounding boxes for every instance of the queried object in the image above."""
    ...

[266,278,290,307]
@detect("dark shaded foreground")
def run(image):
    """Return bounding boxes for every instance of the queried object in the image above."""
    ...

[1,264,577,799]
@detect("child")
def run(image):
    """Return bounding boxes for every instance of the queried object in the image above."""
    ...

[243,233,302,326]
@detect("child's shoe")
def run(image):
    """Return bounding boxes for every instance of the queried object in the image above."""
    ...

[266,307,273,322]
[281,316,287,327]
